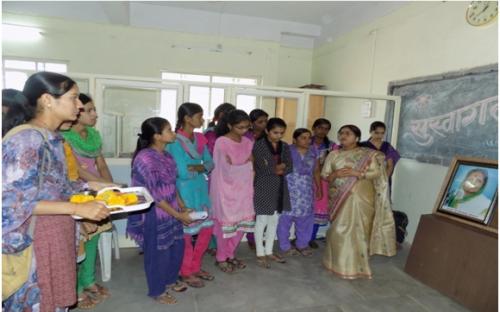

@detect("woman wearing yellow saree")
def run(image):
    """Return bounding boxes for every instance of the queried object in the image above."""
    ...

[321,125,396,279]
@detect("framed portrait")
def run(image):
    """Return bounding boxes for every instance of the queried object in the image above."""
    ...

[434,156,498,228]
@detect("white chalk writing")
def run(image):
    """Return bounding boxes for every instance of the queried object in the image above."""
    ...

[404,96,498,147]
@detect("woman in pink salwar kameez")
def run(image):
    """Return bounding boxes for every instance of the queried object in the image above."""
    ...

[210,109,255,273]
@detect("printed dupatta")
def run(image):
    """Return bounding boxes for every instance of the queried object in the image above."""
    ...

[176,129,207,160]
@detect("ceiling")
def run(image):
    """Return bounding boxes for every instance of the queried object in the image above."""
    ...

[2,1,407,48]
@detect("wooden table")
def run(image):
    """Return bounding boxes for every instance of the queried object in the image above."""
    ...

[405,214,497,312]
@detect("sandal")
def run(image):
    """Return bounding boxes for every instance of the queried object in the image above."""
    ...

[267,254,286,263]
[297,247,313,257]
[195,269,215,281]
[155,292,177,305]
[168,281,188,292]
[180,275,205,288]
[77,292,100,310]
[215,261,235,273]
[282,248,300,257]
[227,258,246,270]
[84,283,111,300]
[256,256,271,269]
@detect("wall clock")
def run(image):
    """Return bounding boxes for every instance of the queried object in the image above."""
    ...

[466,1,498,26]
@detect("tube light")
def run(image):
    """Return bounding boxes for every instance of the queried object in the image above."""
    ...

[2,24,42,42]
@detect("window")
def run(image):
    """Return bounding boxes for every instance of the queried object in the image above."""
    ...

[161,71,259,128]
[2,58,67,90]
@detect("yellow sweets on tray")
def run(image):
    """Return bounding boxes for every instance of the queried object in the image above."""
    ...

[70,190,139,207]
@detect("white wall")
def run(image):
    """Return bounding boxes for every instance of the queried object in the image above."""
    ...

[312,2,498,243]
[2,13,313,87]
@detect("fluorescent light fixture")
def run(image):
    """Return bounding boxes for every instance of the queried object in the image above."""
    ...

[2,24,42,42]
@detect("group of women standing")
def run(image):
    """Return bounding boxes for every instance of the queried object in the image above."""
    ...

[3,71,401,311]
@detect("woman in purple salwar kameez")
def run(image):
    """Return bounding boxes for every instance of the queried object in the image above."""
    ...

[277,129,321,257]
[127,117,192,305]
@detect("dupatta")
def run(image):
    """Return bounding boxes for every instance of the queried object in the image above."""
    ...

[328,149,375,221]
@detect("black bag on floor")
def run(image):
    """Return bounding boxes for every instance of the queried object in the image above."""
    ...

[393,210,408,244]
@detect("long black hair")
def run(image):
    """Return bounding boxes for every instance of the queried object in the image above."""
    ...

[175,102,203,131]
[369,121,386,132]
[132,117,169,166]
[215,109,250,137]
[22,71,76,120]
[312,118,332,147]
[2,89,30,136]
[266,117,287,131]
[208,103,235,128]
[338,124,362,145]
[249,109,269,123]
[79,93,93,105]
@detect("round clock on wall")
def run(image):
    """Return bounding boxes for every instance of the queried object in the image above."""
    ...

[466,1,498,26]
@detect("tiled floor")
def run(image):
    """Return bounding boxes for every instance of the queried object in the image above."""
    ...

[84,241,471,312]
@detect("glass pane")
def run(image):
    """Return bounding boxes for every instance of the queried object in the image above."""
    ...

[162,72,210,83]
[101,113,116,157]
[209,87,225,126]
[103,86,161,157]
[4,59,36,70]
[213,76,257,85]
[181,73,210,83]
[45,63,67,73]
[4,71,28,90]
[37,63,45,71]
[236,95,257,114]
[162,72,182,80]
[72,77,90,94]
[160,89,178,127]
[189,85,210,114]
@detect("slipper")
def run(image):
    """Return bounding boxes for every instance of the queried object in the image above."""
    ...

[256,256,270,269]
[215,261,235,273]
[297,247,313,257]
[77,292,100,310]
[282,248,300,257]
[155,292,177,305]
[195,269,215,281]
[168,281,188,292]
[84,283,111,300]
[180,275,205,288]
[267,254,286,263]
[227,258,246,270]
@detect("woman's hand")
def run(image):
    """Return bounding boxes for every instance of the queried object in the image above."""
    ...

[247,155,254,163]
[188,164,205,172]
[176,210,193,225]
[275,163,286,175]
[315,188,323,200]
[87,181,119,191]
[73,202,110,221]
[80,221,98,238]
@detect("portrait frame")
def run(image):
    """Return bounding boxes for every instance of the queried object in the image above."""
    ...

[433,156,498,233]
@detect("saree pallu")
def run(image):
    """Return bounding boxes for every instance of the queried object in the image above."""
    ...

[321,147,396,279]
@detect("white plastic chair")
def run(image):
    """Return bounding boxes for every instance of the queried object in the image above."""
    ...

[98,223,120,282]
